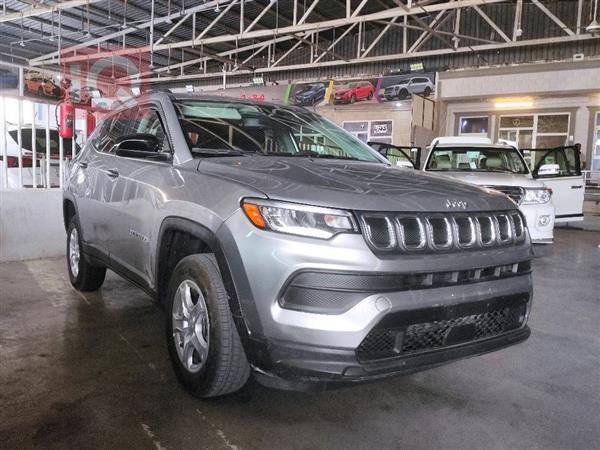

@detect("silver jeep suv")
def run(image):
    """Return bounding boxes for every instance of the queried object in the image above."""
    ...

[63,92,532,397]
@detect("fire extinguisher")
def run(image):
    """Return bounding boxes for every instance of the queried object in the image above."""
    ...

[58,101,74,139]
[86,111,96,136]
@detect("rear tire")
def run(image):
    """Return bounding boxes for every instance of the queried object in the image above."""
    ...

[423,87,432,97]
[165,254,250,398]
[67,217,106,291]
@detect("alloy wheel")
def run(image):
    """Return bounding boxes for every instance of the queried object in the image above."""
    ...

[69,228,80,278]
[172,280,210,373]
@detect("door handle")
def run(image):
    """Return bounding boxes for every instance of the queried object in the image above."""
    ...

[107,168,119,178]
[78,161,88,169]
[570,185,583,189]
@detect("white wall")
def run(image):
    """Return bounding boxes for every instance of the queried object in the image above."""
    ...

[438,60,600,100]
[0,189,65,262]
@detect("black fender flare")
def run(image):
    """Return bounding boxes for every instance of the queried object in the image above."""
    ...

[155,216,267,365]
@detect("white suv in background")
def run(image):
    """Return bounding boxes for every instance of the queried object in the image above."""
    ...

[423,137,584,244]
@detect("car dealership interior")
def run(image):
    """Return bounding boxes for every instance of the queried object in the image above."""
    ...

[0,1,599,449]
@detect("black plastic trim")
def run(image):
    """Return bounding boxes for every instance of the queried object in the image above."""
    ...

[155,217,264,361]
[278,262,531,314]
[254,326,531,391]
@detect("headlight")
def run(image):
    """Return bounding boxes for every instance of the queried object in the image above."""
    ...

[242,199,358,239]
[522,188,552,205]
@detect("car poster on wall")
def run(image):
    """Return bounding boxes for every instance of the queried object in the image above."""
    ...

[379,73,435,102]
[289,81,331,106]
[22,69,64,100]
[331,78,379,105]
[287,73,435,108]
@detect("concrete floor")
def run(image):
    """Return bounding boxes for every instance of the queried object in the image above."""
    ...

[1,228,599,449]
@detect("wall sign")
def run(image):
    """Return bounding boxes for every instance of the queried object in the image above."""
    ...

[343,120,393,144]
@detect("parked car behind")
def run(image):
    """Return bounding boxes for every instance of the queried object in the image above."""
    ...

[422,136,584,243]
[384,77,433,101]
[64,93,533,398]
[333,81,374,104]
[293,83,327,106]
[0,125,77,188]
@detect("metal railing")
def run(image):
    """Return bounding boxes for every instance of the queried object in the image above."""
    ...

[0,94,89,190]
[583,170,600,202]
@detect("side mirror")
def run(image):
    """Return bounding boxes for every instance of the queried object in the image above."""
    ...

[536,163,560,177]
[395,160,415,169]
[114,134,168,160]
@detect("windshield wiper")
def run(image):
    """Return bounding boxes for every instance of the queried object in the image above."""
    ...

[264,150,361,161]
[191,147,249,157]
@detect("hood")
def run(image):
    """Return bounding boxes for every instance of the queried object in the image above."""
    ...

[431,171,544,189]
[335,88,350,95]
[197,156,515,212]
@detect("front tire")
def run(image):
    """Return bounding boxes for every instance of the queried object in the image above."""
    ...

[67,217,106,291]
[165,254,250,398]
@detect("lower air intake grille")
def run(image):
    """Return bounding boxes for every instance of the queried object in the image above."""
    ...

[356,295,528,362]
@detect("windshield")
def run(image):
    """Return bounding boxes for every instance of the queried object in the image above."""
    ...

[174,100,383,162]
[426,146,529,174]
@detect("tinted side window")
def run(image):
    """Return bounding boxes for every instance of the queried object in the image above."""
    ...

[130,107,170,152]
[94,109,136,153]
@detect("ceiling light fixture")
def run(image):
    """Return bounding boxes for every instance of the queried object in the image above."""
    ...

[494,100,533,109]
[587,0,600,33]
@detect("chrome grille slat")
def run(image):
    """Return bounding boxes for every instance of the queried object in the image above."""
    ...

[485,185,525,205]
[360,211,527,253]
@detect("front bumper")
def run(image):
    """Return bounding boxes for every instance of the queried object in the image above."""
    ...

[255,325,530,390]
[218,209,533,388]
[520,202,554,243]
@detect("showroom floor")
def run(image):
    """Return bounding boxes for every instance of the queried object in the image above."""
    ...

[1,226,599,449]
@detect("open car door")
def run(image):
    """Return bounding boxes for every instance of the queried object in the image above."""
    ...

[522,144,584,223]
[368,142,421,169]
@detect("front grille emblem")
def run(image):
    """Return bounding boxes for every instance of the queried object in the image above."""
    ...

[445,199,468,209]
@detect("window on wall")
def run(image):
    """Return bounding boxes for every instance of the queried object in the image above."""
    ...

[498,113,569,169]
[459,116,489,135]
[593,112,600,171]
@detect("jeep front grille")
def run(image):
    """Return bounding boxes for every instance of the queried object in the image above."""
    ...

[485,186,525,205]
[359,211,526,253]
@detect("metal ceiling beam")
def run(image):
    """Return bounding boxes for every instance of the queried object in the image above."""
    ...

[0,0,103,24]
[29,0,239,65]
[473,5,511,42]
[314,23,357,63]
[40,0,512,64]
[128,33,600,85]
[531,0,575,37]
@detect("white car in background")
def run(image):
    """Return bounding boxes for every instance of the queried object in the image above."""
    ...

[422,137,585,244]
[0,125,77,189]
